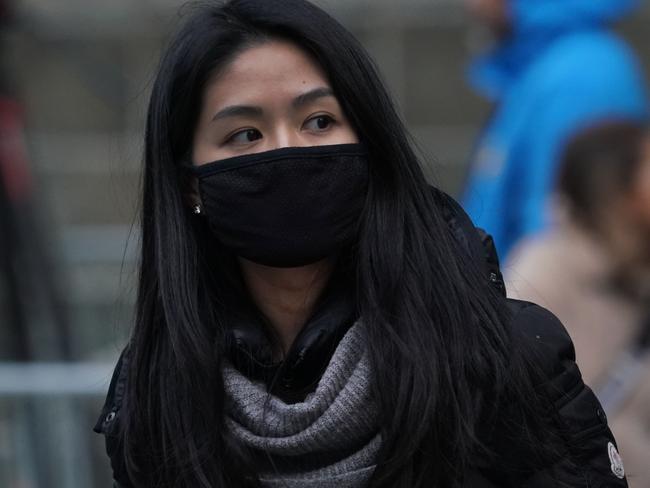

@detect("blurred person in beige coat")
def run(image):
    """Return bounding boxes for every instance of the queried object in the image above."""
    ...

[505,120,650,487]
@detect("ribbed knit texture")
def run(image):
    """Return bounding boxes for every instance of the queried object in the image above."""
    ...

[223,323,381,487]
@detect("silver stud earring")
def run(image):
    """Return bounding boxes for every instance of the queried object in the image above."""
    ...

[192,204,203,215]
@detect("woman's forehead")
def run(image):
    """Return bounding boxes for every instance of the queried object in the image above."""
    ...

[202,40,331,107]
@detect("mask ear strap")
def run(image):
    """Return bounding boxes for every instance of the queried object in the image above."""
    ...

[180,160,203,214]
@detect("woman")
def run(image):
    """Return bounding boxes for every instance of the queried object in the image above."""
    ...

[94,1,627,487]
[506,120,650,487]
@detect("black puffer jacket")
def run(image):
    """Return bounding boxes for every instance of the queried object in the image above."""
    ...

[95,191,629,487]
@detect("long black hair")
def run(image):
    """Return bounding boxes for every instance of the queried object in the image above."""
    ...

[124,1,548,486]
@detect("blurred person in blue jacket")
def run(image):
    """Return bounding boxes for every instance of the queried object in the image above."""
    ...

[462,0,649,260]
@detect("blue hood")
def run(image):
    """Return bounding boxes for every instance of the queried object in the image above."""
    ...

[510,0,640,35]
[469,0,641,100]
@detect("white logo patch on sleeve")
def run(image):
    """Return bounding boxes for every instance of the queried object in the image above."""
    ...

[608,442,625,479]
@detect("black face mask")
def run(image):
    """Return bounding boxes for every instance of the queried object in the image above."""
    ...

[190,143,369,267]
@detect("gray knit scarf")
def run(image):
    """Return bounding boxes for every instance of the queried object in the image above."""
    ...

[223,323,381,487]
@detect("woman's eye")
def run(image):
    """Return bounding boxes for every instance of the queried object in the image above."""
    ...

[304,115,335,131]
[227,129,262,144]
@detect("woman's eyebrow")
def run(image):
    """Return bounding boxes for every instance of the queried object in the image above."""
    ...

[212,105,264,122]
[292,87,335,108]
[210,88,334,122]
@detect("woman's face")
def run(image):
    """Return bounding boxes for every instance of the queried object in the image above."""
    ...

[629,134,650,229]
[605,133,650,273]
[192,40,358,165]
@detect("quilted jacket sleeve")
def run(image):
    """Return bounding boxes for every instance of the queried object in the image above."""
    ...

[507,300,628,488]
